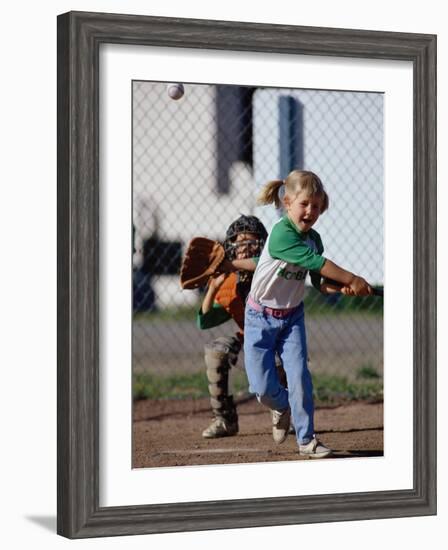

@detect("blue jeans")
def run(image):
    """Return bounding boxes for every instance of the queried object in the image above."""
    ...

[244,302,314,445]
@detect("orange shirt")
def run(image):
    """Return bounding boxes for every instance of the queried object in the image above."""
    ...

[214,272,245,339]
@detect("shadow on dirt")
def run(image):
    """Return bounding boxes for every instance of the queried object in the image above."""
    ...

[320,426,383,435]
[332,450,384,458]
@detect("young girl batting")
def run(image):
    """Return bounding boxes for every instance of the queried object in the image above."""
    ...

[244,169,373,458]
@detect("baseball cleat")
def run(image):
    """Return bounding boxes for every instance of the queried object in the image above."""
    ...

[299,437,332,458]
[271,408,291,444]
[202,418,238,438]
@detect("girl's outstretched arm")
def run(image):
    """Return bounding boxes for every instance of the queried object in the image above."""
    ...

[320,259,373,296]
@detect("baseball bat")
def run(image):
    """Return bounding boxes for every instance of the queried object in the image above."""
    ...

[369,286,383,297]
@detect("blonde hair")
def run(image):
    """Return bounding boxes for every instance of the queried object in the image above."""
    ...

[257,170,329,213]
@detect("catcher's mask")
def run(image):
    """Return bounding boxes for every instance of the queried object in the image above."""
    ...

[224,215,268,261]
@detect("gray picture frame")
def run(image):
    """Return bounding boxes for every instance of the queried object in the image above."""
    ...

[57,11,437,539]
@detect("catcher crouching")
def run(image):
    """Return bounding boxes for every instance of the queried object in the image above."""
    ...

[198,216,264,438]
[182,215,288,439]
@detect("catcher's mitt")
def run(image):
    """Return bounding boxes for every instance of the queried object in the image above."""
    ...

[180,237,226,289]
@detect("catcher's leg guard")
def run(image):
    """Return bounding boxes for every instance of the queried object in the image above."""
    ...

[202,336,241,439]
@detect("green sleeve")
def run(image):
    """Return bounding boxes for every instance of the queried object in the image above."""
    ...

[268,220,326,271]
[197,302,232,329]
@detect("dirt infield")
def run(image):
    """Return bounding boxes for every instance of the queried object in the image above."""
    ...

[133,397,383,468]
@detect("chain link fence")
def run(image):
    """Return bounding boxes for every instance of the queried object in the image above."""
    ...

[132,81,383,389]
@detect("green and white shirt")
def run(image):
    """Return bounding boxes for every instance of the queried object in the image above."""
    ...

[249,216,326,309]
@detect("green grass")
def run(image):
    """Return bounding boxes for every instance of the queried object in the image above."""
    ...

[313,374,383,403]
[356,364,381,380]
[133,370,383,404]
[303,288,384,316]
[133,305,198,323]
[133,370,249,401]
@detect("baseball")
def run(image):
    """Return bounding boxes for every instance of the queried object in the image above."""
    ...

[167,83,185,100]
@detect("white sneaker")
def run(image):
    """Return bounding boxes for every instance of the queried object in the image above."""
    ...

[271,408,291,444]
[202,418,238,439]
[299,437,332,458]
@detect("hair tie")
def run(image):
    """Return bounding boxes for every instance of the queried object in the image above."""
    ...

[278,182,286,201]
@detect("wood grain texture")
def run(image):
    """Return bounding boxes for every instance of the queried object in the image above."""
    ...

[57,11,437,538]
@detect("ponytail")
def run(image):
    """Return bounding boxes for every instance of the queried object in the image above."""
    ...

[257,179,284,209]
